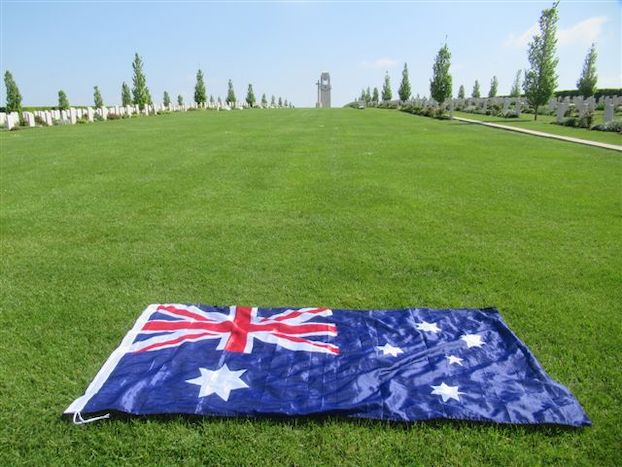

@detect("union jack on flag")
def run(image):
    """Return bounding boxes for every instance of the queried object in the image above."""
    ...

[65,304,590,427]
[130,304,339,355]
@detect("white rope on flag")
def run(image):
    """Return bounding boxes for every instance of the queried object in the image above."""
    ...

[72,411,111,425]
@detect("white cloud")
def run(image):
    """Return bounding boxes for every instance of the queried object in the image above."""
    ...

[504,16,608,49]
[558,16,608,46]
[504,23,539,48]
[361,58,398,69]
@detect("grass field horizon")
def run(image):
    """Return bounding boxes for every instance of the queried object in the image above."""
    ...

[1,108,620,464]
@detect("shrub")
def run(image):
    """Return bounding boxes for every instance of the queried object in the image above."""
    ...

[578,111,594,128]
[188,107,199,112]
[34,116,46,126]
[558,112,594,129]
[376,101,399,109]
[560,117,578,127]
[107,113,121,120]
[486,103,502,115]
[591,120,622,132]
[94,114,104,122]
[399,104,448,120]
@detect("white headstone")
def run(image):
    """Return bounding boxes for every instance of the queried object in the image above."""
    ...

[604,103,614,123]
[87,107,95,122]
[502,98,510,113]
[0,112,6,127]
[556,103,566,123]
[7,112,20,130]
[23,112,36,127]
[69,108,77,124]
[577,102,587,118]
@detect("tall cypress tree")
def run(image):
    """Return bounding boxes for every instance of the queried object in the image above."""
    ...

[226,80,236,105]
[93,86,103,108]
[131,53,149,110]
[177,94,184,106]
[365,87,372,104]
[4,71,23,113]
[194,69,207,106]
[163,91,171,107]
[510,70,522,97]
[271,95,276,107]
[121,82,132,106]
[278,97,283,107]
[398,62,412,102]
[523,2,559,120]
[471,80,481,98]
[372,87,379,104]
[261,93,267,107]
[430,43,452,106]
[58,90,70,110]
[488,76,498,98]
[246,84,256,107]
[381,72,392,101]
[576,43,598,97]
[458,84,465,99]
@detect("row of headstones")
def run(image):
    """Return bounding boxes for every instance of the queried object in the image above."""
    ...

[550,95,620,123]
[445,94,618,123]
[450,97,524,115]
[0,100,264,130]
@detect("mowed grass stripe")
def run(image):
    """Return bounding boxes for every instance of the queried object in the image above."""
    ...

[1,108,620,465]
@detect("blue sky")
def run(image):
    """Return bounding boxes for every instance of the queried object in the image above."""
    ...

[1,1,620,107]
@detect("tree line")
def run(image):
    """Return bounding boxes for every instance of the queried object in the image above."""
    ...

[4,53,293,113]
[353,2,600,120]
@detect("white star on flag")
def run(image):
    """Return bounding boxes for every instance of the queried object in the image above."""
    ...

[431,382,464,402]
[415,321,441,333]
[186,364,249,401]
[377,343,403,357]
[461,334,484,348]
[447,355,463,365]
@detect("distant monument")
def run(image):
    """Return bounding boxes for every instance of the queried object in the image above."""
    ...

[316,72,331,108]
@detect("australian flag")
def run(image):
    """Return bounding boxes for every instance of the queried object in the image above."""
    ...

[65,304,590,426]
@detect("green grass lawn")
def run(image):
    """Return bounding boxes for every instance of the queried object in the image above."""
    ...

[452,110,622,145]
[1,108,620,465]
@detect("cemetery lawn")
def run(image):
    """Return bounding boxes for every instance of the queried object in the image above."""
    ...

[1,108,621,465]
[452,110,622,145]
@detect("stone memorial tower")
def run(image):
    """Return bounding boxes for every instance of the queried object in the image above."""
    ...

[316,72,331,108]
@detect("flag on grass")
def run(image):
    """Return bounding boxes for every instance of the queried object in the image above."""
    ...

[65,304,590,426]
